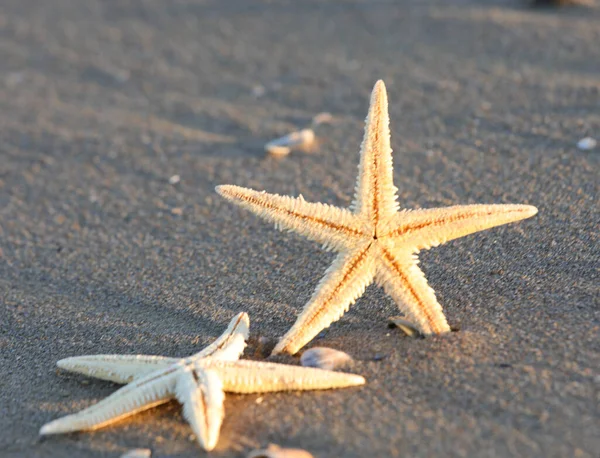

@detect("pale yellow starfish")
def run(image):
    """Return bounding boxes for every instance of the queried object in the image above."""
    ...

[39,312,365,451]
[217,81,538,355]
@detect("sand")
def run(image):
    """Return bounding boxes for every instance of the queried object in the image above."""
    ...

[0,0,598,457]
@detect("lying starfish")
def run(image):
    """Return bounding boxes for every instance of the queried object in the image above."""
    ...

[217,80,538,355]
[40,312,365,451]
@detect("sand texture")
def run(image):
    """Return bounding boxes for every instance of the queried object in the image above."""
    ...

[0,1,598,457]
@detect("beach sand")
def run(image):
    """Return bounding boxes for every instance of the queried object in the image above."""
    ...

[0,1,598,456]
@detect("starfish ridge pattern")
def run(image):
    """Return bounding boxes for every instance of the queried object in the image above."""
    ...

[217,81,538,355]
[40,312,365,451]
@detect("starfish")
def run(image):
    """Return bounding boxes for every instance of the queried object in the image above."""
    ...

[216,80,538,355]
[39,312,365,451]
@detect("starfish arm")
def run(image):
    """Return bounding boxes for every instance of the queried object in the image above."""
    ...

[204,360,365,393]
[352,80,399,228]
[175,368,224,451]
[273,244,377,355]
[194,312,249,361]
[216,185,365,251]
[383,204,538,251]
[39,371,179,435]
[56,355,178,384]
[375,245,451,335]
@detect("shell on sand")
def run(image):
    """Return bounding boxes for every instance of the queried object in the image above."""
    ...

[300,347,353,370]
[312,112,334,126]
[248,444,314,458]
[388,316,424,338]
[265,129,315,156]
[577,137,596,151]
[120,449,151,458]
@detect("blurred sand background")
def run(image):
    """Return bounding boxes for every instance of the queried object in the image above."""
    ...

[0,0,598,457]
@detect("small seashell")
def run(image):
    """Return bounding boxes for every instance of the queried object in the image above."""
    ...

[252,84,266,98]
[168,174,180,185]
[265,144,291,157]
[300,347,352,370]
[120,449,152,458]
[312,112,334,126]
[248,444,314,458]
[388,316,424,338]
[265,129,315,157]
[577,137,596,151]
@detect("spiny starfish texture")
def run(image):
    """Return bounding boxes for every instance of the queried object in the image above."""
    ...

[217,80,538,355]
[40,313,365,451]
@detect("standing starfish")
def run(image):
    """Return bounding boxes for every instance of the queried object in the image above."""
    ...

[40,312,364,451]
[217,81,538,355]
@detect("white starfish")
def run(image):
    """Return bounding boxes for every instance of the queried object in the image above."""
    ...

[217,80,538,355]
[40,312,365,451]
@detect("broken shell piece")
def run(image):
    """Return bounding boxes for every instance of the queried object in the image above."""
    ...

[265,129,315,157]
[252,85,266,98]
[577,137,596,151]
[121,449,152,458]
[248,444,314,458]
[312,112,334,126]
[265,144,291,157]
[388,317,424,338]
[300,347,352,370]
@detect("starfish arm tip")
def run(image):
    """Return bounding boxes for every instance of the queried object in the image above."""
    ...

[203,428,220,451]
[56,357,76,371]
[204,427,220,451]
[177,369,225,451]
[524,205,538,217]
[503,204,538,222]
[215,184,245,200]
[237,311,250,324]
[371,79,388,103]
[197,311,251,360]
[214,185,228,196]
[39,420,63,436]
[349,374,367,386]
[271,335,311,356]
[270,340,292,356]
[231,311,250,335]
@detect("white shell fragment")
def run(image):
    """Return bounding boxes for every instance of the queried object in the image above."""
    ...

[312,112,334,126]
[120,449,152,458]
[265,129,315,157]
[265,144,291,157]
[301,347,352,370]
[388,316,424,338]
[248,444,314,458]
[252,85,266,98]
[577,137,596,151]
[168,174,181,185]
